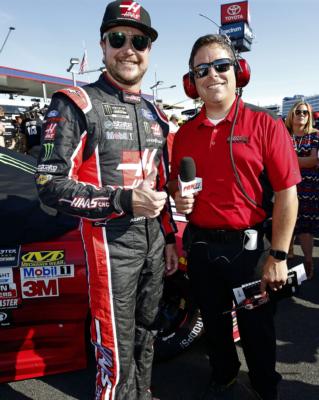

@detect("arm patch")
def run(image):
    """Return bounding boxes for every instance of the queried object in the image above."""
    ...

[56,86,92,114]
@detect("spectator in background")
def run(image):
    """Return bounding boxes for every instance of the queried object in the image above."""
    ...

[167,114,180,164]
[0,106,5,121]
[0,107,5,147]
[0,106,16,149]
[12,115,27,153]
[285,101,319,279]
[23,109,43,156]
[169,114,179,133]
[0,120,5,148]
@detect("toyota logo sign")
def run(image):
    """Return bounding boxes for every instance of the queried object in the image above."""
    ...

[227,5,241,16]
[221,1,249,25]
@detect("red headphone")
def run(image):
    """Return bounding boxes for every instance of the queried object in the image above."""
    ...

[183,58,251,99]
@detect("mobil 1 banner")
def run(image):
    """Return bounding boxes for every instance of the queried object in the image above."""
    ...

[0,246,20,267]
[20,264,75,281]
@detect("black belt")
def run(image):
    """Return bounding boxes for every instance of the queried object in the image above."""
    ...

[188,223,264,244]
[190,227,243,243]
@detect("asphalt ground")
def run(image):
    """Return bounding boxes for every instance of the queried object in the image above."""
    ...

[0,241,318,400]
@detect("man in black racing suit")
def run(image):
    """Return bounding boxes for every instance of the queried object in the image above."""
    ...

[36,1,178,399]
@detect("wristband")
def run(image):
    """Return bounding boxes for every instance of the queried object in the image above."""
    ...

[269,249,288,261]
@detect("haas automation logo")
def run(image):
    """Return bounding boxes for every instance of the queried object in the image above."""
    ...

[117,149,157,188]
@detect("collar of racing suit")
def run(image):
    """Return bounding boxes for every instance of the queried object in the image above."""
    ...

[101,72,142,104]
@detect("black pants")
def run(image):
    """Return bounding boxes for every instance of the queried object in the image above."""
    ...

[187,229,281,396]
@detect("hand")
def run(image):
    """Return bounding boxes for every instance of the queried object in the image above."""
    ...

[132,169,167,218]
[174,190,195,215]
[260,255,288,294]
[164,243,178,276]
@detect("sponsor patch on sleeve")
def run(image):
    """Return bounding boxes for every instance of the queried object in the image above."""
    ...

[36,174,53,186]
[43,122,57,141]
[47,109,60,118]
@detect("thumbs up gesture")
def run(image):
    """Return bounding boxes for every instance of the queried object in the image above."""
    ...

[132,168,167,218]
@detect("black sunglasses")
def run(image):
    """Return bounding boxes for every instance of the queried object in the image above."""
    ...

[193,58,235,79]
[104,31,150,52]
[295,109,309,116]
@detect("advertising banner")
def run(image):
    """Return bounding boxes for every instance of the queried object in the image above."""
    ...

[221,1,250,25]
[220,22,253,42]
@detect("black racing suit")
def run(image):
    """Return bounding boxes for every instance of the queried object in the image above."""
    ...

[36,73,176,400]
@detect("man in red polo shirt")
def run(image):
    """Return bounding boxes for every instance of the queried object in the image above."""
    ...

[169,34,300,400]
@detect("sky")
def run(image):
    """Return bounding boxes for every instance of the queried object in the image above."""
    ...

[0,0,318,111]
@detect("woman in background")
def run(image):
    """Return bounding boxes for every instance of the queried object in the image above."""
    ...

[286,101,319,279]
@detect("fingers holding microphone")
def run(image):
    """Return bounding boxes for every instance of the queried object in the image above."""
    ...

[174,191,195,214]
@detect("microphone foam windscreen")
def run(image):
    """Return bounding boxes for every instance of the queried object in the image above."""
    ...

[180,157,196,182]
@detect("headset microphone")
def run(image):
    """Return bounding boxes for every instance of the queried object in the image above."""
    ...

[183,19,251,100]
[178,157,202,197]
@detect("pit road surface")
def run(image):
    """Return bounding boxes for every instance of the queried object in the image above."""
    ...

[1,243,318,399]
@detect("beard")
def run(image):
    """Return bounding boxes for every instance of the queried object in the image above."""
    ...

[105,60,147,87]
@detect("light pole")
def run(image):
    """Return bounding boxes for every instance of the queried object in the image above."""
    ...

[0,27,15,56]
[79,66,105,74]
[67,58,80,86]
[78,66,105,84]
[150,80,164,104]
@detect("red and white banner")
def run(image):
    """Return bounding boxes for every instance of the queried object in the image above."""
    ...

[221,1,250,25]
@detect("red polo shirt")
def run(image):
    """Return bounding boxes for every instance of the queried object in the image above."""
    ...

[170,97,301,229]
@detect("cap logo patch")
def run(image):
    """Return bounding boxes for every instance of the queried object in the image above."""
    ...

[120,1,141,20]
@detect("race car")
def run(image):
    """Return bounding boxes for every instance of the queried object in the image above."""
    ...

[0,147,207,382]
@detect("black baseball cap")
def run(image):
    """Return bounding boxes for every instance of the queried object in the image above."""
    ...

[100,0,158,42]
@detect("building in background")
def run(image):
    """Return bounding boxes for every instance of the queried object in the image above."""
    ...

[282,94,319,117]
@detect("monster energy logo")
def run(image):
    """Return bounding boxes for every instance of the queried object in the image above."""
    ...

[43,143,54,161]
